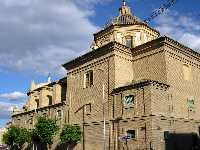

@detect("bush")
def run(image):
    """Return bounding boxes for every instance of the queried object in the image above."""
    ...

[33,117,59,147]
[3,126,31,150]
[60,125,81,145]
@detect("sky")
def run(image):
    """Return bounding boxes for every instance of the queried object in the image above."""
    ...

[0,0,200,128]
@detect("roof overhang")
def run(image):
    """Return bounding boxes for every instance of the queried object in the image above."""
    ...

[62,36,200,72]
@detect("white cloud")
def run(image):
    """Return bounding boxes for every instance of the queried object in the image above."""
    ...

[155,11,200,51]
[0,102,13,121]
[0,91,26,100]
[0,101,24,127]
[179,33,200,50]
[0,0,102,76]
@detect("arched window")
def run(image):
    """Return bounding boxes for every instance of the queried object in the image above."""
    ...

[125,36,133,48]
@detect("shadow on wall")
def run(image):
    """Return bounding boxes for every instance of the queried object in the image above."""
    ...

[24,142,76,150]
[32,141,48,150]
[165,132,200,150]
[55,143,76,150]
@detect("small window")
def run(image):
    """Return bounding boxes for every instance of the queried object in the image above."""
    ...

[84,70,93,88]
[85,103,92,115]
[43,113,47,118]
[183,64,192,81]
[164,131,170,140]
[127,130,136,139]
[125,36,133,48]
[27,118,33,125]
[123,95,135,108]
[57,110,62,119]
[187,96,195,111]
[35,99,39,108]
[30,118,33,125]
[47,95,53,105]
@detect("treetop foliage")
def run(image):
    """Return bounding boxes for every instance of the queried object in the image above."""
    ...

[60,125,81,144]
[33,116,59,145]
[3,126,31,150]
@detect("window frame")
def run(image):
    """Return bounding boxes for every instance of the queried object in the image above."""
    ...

[125,36,133,48]
[187,96,195,111]
[127,129,136,140]
[84,70,93,88]
[123,94,135,108]
[56,110,62,119]
[85,103,92,115]
[47,95,53,105]
[35,99,39,108]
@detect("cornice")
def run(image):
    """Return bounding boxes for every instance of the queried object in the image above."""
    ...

[63,42,130,71]
[63,36,200,73]
[94,23,160,38]
[132,36,200,61]
[163,36,200,61]
[94,25,115,37]
[111,79,170,94]
[67,55,113,75]
[132,38,164,56]
[27,77,67,95]
[166,51,200,69]
[12,101,67,118]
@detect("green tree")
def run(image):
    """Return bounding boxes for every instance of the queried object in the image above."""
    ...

[60,124,81,149]
[33,117,59,149]
[3,126,31,150]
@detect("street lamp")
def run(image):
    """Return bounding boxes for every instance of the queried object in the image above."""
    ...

[97,68,106,150]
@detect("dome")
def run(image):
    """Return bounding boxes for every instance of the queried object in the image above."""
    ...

[104,1,145,28]
[105,14,142,28]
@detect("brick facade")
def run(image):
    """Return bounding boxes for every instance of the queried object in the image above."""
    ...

[11,3,200,150]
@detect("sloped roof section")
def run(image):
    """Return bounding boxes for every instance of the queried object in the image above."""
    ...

[105,14,143,28]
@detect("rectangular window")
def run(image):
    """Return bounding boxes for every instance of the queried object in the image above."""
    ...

[35,99,39,108]
[123,95,135,108]
[56,110,62,125]
[84,70,93,88]
[43,113,47,118]
[187,96,195,111]
[127,130,136,139]
[125,36,133,48]
[57,110,62,119]
[30,118,33,125]
[85,103,92,115]
[48,95,53,105]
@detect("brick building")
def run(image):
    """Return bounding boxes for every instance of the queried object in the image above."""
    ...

[12,2,200,150]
